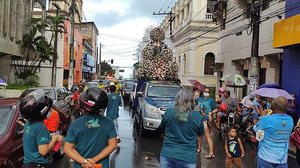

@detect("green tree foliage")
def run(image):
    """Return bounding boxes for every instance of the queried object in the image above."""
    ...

[100,61,115,76]
[11,18,56,87]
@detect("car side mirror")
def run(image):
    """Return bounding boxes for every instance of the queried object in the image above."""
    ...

[137,91,143,97]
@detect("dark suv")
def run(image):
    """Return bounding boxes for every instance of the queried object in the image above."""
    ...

[0,98,23,168]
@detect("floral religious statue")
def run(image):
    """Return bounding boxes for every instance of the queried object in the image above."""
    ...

[136,28,178,80]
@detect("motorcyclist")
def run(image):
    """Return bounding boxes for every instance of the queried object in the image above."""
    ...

[71,83,85,119]
[64,87,117,168]
[20,89,62,168]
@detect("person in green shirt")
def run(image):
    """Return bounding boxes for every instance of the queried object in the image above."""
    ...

[64,87,117,168]
[20,89,62,168]
[159,89,205,168]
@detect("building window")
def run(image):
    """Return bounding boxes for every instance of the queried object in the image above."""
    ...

[204,53,215,75]
[186,3,190,18]
[262,0,274,10]
[178,56,181,74]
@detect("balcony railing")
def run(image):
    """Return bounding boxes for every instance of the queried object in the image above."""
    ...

[206,13,214,20]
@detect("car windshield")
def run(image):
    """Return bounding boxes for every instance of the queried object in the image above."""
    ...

[147,86,181,98]
[43,89,56,100]
[125,83,135,90]
[0,105,15,138]
[88,82,98,88]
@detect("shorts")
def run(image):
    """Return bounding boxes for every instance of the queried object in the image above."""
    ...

[22,163,52,168]
[160,156,196,168]
[257,157,287,168]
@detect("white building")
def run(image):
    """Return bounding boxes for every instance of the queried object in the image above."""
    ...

[214,0,284,99]
[160,0,219,88]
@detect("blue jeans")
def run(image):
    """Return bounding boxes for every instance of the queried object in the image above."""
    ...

[257,157,288,168]
[160,156,196,168]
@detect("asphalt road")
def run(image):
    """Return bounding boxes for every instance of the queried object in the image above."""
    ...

[53,105,300,168]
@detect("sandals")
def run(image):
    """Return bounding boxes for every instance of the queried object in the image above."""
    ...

[204,154,215,159]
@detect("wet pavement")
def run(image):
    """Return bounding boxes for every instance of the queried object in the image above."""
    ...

[54,105,300,168]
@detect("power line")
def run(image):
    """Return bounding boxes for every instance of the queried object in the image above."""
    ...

[179,1,300,55]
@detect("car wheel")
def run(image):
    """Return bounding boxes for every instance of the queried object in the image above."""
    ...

[138,114,146,137]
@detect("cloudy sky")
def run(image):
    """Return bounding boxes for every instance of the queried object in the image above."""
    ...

[83,0,176,78]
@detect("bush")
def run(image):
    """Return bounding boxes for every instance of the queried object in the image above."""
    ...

[6,75,40,90]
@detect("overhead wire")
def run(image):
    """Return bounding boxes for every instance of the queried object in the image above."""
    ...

[179,0,299,54]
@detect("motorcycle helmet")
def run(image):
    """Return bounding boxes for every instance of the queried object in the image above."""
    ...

[20,89,53,120]
[80,87,108,114]
[219,102,228,113]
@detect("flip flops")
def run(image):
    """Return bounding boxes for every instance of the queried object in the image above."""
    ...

[204,154,215,159]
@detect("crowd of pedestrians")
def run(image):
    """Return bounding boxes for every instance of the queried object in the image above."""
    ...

[158,86,299,168]
[17,79,300,168]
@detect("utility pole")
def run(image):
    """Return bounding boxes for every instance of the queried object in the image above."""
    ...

[250,0,260,91]
[51,3,60,87]
[99,43,102,77]
[68,0,76,89]
[153,11,175,36]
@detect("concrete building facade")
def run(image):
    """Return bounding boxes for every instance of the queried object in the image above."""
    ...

[75,22,99,80]
[160,0,218,87]
[214,0,285,99]
[0,0,33,82]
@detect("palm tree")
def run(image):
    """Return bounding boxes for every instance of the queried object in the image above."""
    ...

[47,14,65,86]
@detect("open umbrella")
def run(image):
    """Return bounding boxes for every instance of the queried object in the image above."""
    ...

[0,79,7,86]
[257,83,283,89]
[220,74,249,87]
[251,88,294,100]
[187,79,204,91]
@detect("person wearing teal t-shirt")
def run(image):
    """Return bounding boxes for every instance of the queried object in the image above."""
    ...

[196,88,218,159]
[159,89,204,168]
[20,89,62,168]
[64,87,117,168]
[106,85,122,143]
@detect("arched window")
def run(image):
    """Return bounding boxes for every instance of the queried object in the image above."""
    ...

[204,53,215,75]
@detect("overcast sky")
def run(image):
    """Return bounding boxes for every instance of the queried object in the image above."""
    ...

[83,0,176,78]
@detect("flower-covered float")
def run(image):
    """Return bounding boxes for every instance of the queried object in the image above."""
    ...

[136,28,179,81]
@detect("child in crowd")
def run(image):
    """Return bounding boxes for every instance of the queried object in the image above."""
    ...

[225,127,245,168]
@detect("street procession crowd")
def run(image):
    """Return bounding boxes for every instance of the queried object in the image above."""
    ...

[17,77,300,168]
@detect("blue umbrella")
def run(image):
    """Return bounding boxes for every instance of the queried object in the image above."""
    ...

[257,83,283,89]
[0,79,7,86]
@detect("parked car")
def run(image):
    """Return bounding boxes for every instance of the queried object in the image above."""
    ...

[0,98,23,168]
[135,81,181,136]
[20,87,72,135]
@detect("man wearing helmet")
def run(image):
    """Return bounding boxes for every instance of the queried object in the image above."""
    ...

[64,87,117,168]
[71,83,85,119]
[20,89,62,168]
